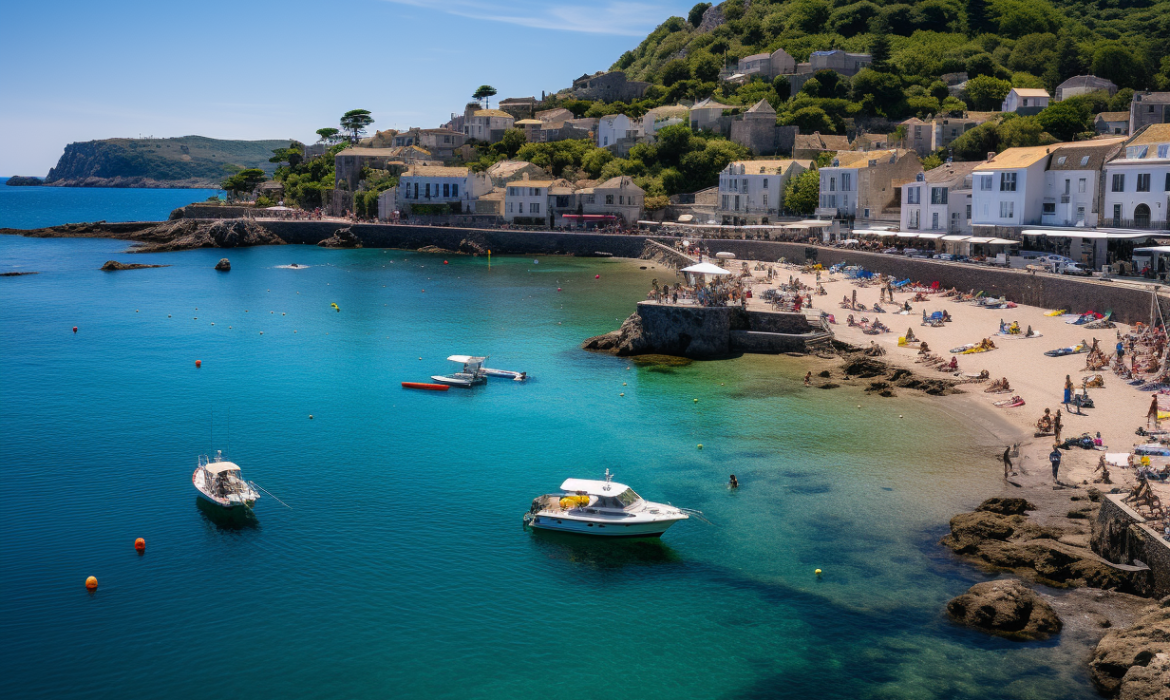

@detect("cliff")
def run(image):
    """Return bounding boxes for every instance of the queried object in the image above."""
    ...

[44,136,291,188]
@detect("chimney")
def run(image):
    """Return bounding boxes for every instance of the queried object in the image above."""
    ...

[987,151,996,161]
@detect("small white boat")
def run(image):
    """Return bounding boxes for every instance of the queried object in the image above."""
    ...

[523,470,691,538]
[431,355,487,387]
[192,451,260,509]
[484,367,527,381]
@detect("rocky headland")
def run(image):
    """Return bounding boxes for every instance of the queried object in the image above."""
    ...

[2,219,284,253]
[5,176,43,186]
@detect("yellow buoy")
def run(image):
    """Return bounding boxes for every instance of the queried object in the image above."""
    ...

[815,569,822,576]
[697,444,703,450]
[309,415,314,419]
[620,393,625,397]
[622,382,627,386]
[85,576,98,590]
[693,398,698,403]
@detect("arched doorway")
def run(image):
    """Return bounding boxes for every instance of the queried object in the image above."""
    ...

[1135,203,1151,228]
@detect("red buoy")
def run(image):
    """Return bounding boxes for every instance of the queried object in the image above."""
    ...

[195,360,201,368]
[595,274,600,279]
[134,538,145,552]
[85,576,98,590]
[401,382,450,391]
[557,288,562,291]
[444,260,449,264]
[72,326,78,333]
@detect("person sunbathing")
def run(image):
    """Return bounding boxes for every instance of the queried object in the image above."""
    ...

[1008,321,1021,334]
[919,342,931,354]
[944,356,958,371]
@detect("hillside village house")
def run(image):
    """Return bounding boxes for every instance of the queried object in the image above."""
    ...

[1096,112,1130,136]
[486,160,549,187]
[1101,124,1170,230]
[722,47,797,83]
[570,71,650,102]
[334,147,406,190]
[505,178,562,223]
[498,96,538,120]
[788,50,873,94]
[900,161,979,235]
[643,105,690,139]
[715,159,811,225]
[1001,88,1051,114]
[1130,92,1170,134]
[816,149,922,222]
[597,113,643,150]
[462,105,515,143]
[389,128,466,161]
[851,133,893,151]
[1055,75,1118,101]
[572,176,645,225]
[690,97,737,135]
[899,114,995,156]
[398,165,492,213]
[793,132,850,160]
[971,139,1124,232]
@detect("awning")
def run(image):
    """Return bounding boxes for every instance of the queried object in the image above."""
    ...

[1134,246,1170,254]
[941,235,969,241]
[637,220,660,225]
[681,262,732,275]
[917,233,946,239]
[850,229,891,236]
[895,232,919,238]
[986,238,1017,244]
[1022,229,1157,240]
[797,220,832,227]
[965,236,995,243]
[562,214,617,220]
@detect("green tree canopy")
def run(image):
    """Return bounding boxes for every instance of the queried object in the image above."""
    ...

[316,127,340,144]
[1036,101,1091,141]
[661,59,692,87]
[688,2,711,27]
[964,75,1012,110]
[472,85,498,107]
[783,168,821,215]
[221,168,267,202]
[340,109,374,143]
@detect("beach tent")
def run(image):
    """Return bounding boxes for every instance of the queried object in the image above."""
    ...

[681,262,732,276]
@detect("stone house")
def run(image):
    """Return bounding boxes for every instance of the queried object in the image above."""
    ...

[1002,88,1051,115]
[1055,75,1118,101]
[1096,112,1130,136]
[689,97,737,136]
[570,71,650,102]
[792,132,850,161]
[462,105,515,143]
[474,187,506,217]
[486,160,549,188]
[398,165,493,214]
[899,114,995,156]
[1101,124,1170,229]
[729,100,797,156]
[816,149,923,222]
[722,47,797,83]
[900,161,980,235]
[498,97,538,120]
[333,147,407,191]
[809,50,871,77]
[536,107,574,124]
[715,159,811,224]
[573,176,645,225]
[851,133,893,151]
[388,128,466,162]
[1130,92,1170,135]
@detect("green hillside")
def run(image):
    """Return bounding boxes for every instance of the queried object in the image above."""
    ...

[46,136,292,187]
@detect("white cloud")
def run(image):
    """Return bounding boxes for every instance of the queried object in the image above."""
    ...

[381,0,676,36]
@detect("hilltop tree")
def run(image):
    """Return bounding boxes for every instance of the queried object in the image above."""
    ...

[688,2,711,27]
[340,110,374,143]
[221,168,267,203]
[965,0,988,35]
[473,85,498,108]
[270,143,304,168]
[315,127,340,144]
[1055,34,1084,83]
[869,22,892,73]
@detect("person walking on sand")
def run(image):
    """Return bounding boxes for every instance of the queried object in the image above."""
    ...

[1149,395,1160,428]
[1050,444,1062,486]
[1064,375,1074,407]
[1054,409,1063,444]
[1002,446,1013,477]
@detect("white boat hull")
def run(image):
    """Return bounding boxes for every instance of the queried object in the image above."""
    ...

[192,468,256,509]
[527,511,685,537]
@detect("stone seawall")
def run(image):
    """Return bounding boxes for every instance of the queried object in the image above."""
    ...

[692,239,1164,326]
[1091,494,1170,598]
[635,302,818,358]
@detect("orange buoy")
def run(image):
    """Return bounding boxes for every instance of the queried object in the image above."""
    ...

[134,538,145,552]
[72,326,78,333]
[85,576,98,590]
[195,360,201,368]
[402,382,450,391]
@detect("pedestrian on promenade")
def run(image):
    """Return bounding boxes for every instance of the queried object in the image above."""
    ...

[1002,446,1013,477]
[1064,375,1073,407]
[1054,410,1062,443]
[1149,395,1160,428]
[1117,339,1125,360]
[1050,445,1062,486]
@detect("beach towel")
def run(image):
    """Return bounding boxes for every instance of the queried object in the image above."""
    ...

[1105,453,1131,468]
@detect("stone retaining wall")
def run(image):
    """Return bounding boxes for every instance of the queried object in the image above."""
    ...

[635,302,817,358]
[1091,494,1170,598]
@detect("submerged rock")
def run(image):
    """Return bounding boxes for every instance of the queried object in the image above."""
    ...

[1090,603,1170,698]
[977,497,1037,516]
[215,258,231,271]
[101,260,169,271]
[946,579,1062,641]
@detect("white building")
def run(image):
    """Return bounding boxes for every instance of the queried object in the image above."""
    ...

[1040,141,1121,228]
[504,178,557,222]
[642,106,689,140]
[1102,124,1170,229]
[462,105,515,143]
[398,165,493,213]
[900,161,980,234]
[597,113,642,148]
[716,159,811,224]
[1001,88,1051,114]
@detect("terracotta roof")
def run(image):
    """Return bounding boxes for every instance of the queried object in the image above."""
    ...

[730,159,811,174]
[505,180,558,189]
[1126,123,1170,147]
[746,99,775,114]
[794,133,850,151]
[829,150,907,169]
[514,119,543,126]
[335,147,401,157]
[919,160,980,185]
[1096,112,1129,122]
[474,109,514,118]
[478,187,506,201]
[402,165,471,177]
[1010,88,1050,98]
[595,176,644,193]
[974,139,1122,171]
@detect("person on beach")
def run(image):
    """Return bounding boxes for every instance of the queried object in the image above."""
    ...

[1054,410,1063,443]
[729,474,739,489]
[1050,445,1062,485]
[1003,446,1013,477]
[1149,395,1160,428]
[1064,375,1074,407]
[804,371,812,386]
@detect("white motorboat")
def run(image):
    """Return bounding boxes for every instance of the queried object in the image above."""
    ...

[484,367,527,381]
[192,451,260,509]
[523,470,691,538]
[431,355,487,387]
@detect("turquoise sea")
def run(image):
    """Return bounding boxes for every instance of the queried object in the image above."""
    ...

[0,232,1099,699]
[0,177,222,229]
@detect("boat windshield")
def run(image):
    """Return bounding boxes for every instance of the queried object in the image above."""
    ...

[615,488,641,506]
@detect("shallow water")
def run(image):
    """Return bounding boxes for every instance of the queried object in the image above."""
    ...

[0,237,1098,699]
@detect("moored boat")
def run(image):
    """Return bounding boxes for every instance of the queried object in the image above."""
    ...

[192,451,260,509]
[523,470,691,538]
[431,355,488,387]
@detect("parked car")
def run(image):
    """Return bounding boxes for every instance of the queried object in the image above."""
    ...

[1056,262,1091,276]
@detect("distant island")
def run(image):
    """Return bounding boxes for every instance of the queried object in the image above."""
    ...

[5,176,43,186]
[42,136,291,188]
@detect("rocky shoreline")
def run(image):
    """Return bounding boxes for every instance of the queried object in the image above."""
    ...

[1,219,283,253]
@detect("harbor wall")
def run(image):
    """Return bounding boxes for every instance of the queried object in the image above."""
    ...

[634,302,820,358]
[1091,494,1170,598]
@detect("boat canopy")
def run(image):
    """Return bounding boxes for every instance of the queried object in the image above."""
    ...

[447,355,487,364]
[206,460,242,475]
[560,478,630,495]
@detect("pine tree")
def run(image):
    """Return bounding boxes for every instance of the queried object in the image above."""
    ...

[869,24,891,73]
[965,0,988,36]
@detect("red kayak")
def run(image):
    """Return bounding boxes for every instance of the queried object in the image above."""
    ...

[402,382,450,391]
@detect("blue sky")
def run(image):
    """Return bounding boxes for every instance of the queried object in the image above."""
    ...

[0,0,694,176]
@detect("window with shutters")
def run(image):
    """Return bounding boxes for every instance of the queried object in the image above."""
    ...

[1112,173,1125,192]
[1138,173,1151,192]
[1000,173,1016,191]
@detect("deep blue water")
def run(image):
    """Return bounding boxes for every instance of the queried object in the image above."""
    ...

[0,177,222,229]
[0,234,1099,699]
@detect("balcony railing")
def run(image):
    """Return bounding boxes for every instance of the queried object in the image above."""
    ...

[1106,218,1170,230]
